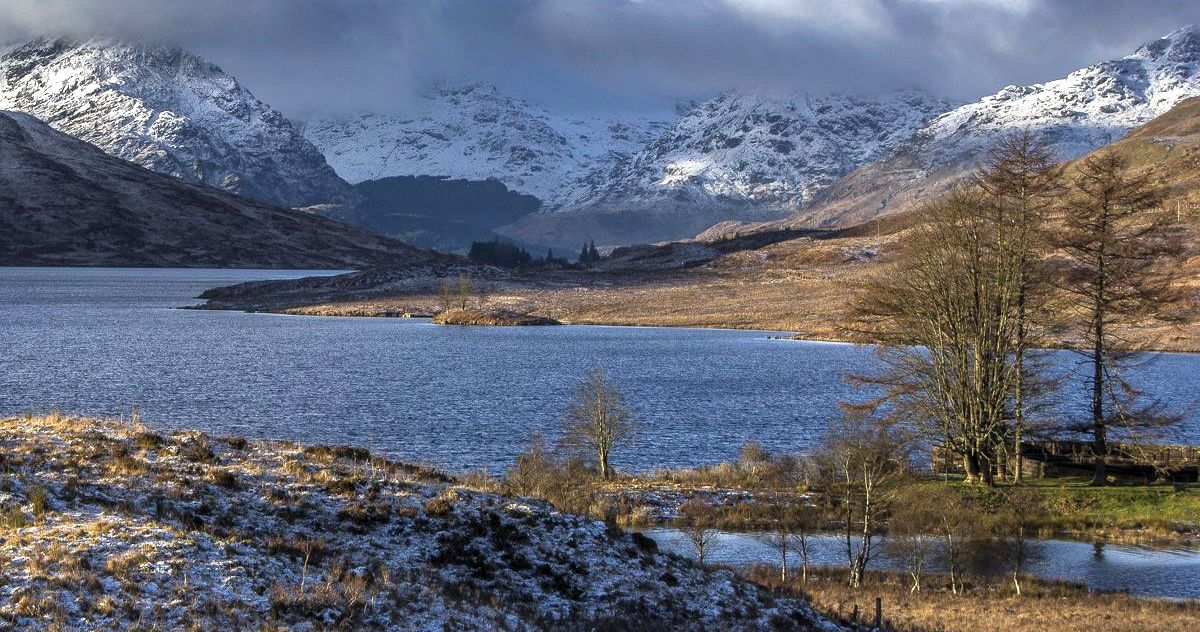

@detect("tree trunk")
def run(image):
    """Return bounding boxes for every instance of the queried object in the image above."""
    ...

[1014,286,1027,483]
[1091,208,1109,486]
[1091,283,1108,486]
[598,445,611,480]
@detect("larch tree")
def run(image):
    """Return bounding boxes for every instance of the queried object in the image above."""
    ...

[1056,151,1186,485]
[559,367,637,480]
[974,131,1064,481]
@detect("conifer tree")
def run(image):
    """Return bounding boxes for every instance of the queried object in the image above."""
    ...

[1057,151,1186,484]
[974,131,1063,481]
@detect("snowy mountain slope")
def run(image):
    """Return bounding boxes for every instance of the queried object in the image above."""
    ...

[550,90,954,213]
[301,83,670,201]
[802,25,1200,228]
[495,90,953,247]
[0,37,349,208]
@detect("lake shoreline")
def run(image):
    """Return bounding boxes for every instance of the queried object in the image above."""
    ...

[193,296,1200,354]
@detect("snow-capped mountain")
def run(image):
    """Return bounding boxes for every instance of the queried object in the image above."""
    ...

[492,89,952,247]
[301,83,670,201]
[0,37,349,208]
[804,25,1200,227]
[550,90,955,214]
[925,25,1200,166]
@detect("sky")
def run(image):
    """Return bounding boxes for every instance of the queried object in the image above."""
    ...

[0,0,1198,116]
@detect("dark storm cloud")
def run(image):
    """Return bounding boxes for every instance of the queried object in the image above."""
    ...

[0,0,1197,115]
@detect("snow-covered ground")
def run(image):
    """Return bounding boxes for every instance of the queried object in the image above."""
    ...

[0,414,838,630]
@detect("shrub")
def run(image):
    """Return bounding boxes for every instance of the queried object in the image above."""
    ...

[111,454,147,476]
[425,490,459,517]
[28,485,50,516]
[2,504,27,529]
[504,441,600,518]
[303,444,370,463]
[104,550,147,579]
[208,468,238,489]
[180,435,215,464]
[338,501,392,529]
[135,431,163,451]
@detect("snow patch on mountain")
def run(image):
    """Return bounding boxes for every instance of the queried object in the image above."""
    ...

[550,90,955,216]
[301,83,671,201]
[0,37,348,208]
[910,25,1200,171]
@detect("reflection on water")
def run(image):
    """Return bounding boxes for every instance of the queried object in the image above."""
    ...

[641,528,1200,599]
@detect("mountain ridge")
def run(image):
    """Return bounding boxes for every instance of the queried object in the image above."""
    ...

[0,36,350,208]
[301,82,670,202]
[0,109,437,268]
[793,24,1200,228]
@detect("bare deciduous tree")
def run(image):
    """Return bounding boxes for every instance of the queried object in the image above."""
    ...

[678,497,722,569]
[559,367,637,480]
[438,279,454,312]
[756,498,820,583]
[995,488,1046,596]
[1056,151,1186,484]
[813,413,911,588]
[849,188,1024,486]
[886,486,945,593]
[456,273,473,310]
[975,132,1064,482]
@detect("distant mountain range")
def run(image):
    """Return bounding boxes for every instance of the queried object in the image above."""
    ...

[498,90,955,246]
[1,26,1199,260]
[322,176,545,253]
[301,83,670,203]
[0,110,435,268]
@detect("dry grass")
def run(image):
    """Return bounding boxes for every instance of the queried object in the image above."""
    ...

[744,566,1200,632]
[0,413,824,631]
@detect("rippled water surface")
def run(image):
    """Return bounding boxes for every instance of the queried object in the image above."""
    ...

[2,267,1198,472]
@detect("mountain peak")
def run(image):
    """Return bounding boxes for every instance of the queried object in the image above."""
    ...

[1130,24,1200,63]
[0,36,348,207]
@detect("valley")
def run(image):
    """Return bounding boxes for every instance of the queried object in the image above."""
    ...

[3,11,1200,632]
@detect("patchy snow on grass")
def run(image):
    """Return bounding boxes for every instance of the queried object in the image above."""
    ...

[0,414,836,630]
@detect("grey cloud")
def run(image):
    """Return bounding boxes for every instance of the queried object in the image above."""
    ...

[0,0,1197,115]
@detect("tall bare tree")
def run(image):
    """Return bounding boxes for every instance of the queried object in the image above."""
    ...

[757,498,820,583]
[849,188,1024,485]
[1056,152,1186,485]
[456,273,473,310]
[678,497,721,569]
[813,412,910,588]
[560,367,637,480]
[975,132,1064,481]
